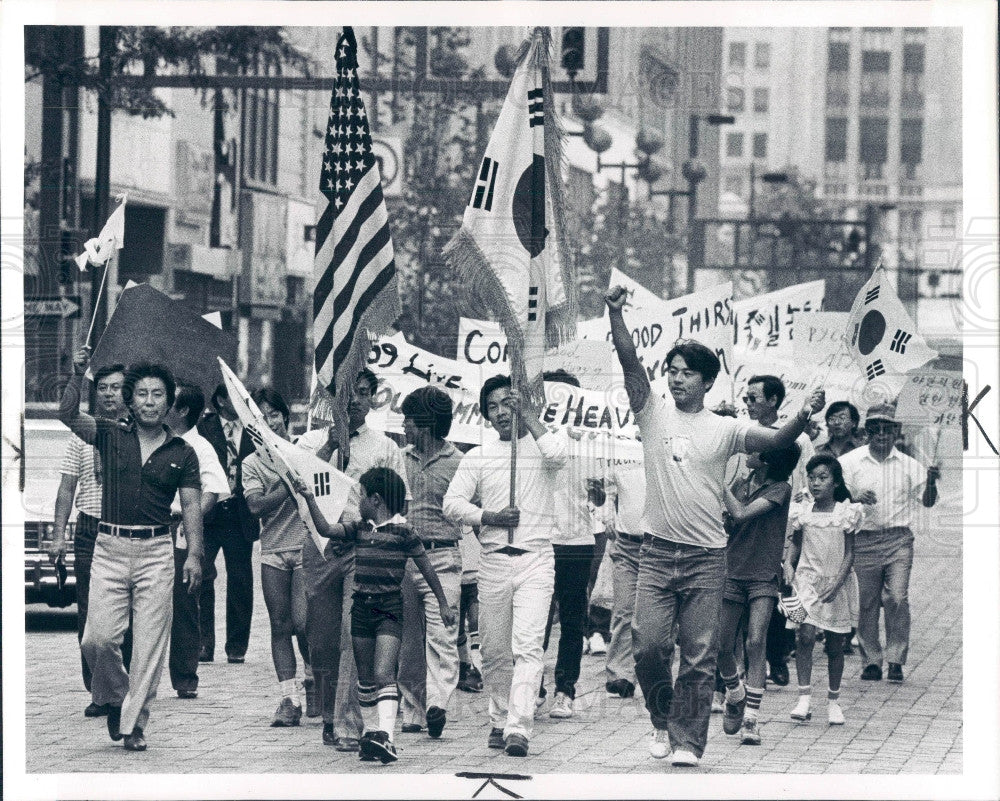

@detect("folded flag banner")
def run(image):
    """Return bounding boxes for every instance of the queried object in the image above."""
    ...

[313,26,400,450]
[845,264,937,384]
[444,27,573,393]
[76,195,127,271]
[218,359,354,558]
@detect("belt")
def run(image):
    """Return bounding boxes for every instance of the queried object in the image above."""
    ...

[422,540,458,551]
[98,522,170,539]
[494,546,530,557]
[617,532,644,544]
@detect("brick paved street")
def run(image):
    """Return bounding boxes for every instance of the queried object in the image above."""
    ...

[24,542,962,781]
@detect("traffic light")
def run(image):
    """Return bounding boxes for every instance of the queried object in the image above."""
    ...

[561,28,585,78]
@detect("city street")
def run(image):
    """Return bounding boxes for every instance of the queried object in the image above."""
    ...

[24,537,961,778]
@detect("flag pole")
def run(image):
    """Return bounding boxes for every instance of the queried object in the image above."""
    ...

[84,259,111,348]
[508,385,519,545]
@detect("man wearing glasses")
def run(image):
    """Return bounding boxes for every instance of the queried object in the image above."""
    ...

[839,402,940,684]
[816,401,867,458]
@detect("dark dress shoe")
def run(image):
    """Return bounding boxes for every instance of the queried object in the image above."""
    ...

[322,723,336,746]
[768,662,790,687]
[177,688,198,699]
[107,706,123,741]
[334,736,360,752]
[227,654,245,664]
[85,702,109,718]
[427,706,446,739]
[887,663,904,683]
[198,648,213,663]
[123,727,147,752]
[861,664,883,681]
[400,723,423,734]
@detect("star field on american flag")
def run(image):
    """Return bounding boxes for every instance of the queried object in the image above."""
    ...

[320,33,375,211]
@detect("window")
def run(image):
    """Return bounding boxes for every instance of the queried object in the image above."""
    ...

[729,42,747,69]
[900,119,923,166]
[828,41,850,72]
[726,132,745,158]
[724,174,745,196]
[754,42,771,69]
[753,87,769,113]
[899,209,923,241]
[825,118,848,162]
[752,133,768,159]
[726,87,745,112]
[940,208,957,234]
[242,58,281,186]
[859,117,888,173]
[860,50,891,107]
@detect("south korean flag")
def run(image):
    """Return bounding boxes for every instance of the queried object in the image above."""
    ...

[845,264,937,383]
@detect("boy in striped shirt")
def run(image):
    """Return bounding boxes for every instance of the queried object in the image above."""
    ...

[294,467,456,763]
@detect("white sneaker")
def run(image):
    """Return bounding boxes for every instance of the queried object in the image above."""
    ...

[711,690,725,714]
[589,633,607,655]
[549,692,574,719]
[790,696,812,722]
[671,748,700,767]
[649,729,670,759]
[827,701,845,726]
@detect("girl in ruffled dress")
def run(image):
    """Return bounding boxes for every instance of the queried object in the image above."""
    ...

[785,453,864,726]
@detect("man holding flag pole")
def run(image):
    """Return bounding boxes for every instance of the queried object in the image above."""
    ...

[442,27,573,758]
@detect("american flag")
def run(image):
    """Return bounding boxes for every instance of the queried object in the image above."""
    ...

[313,27,399,400]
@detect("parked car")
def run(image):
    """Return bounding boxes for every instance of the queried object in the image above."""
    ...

[22,417,77,607]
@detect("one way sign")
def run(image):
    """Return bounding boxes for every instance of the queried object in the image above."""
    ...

[25,296,81,319]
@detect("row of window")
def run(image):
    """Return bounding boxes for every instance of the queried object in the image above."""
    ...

[724,132,769,160]
[726,86,769,114]
[824,116,923,166]
[728,41,771,70]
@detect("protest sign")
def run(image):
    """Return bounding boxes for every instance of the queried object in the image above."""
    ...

[895,370,964,429]
[90,283,238,403]
[732,280,825,355]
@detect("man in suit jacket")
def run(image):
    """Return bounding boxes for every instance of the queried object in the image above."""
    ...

[197,383,259,664]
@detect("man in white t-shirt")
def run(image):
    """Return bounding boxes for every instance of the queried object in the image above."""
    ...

[164,383,230,699]
[605,286,824,767]
[839,402,939,684]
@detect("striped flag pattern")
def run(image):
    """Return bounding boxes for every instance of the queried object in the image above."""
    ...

[313,27,400,400]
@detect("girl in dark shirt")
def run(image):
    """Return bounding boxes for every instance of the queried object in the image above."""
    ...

[294,467,455,764]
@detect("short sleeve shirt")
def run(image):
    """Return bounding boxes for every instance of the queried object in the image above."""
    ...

[92,419,200,526]
[635,393,751,548]
[350,517,426,594]
[59,435,103,517]
[242,451,308,554]
[726,480,792,581]
[403,443,464,544]
[170,428,231,515]
[839,446,927,531]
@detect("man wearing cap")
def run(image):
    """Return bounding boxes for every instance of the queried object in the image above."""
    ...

[839,402,940,683]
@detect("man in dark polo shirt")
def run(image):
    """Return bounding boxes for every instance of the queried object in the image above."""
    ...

[60,345,204,753]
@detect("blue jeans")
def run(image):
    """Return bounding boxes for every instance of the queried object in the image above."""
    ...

[632,536,726,758]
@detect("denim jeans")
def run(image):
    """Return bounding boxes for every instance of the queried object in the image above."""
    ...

[542,544,593,698]
[398,545,463,724]
[301,535,363,739]
[632,536,726,758]
[854,527,914,667]
[479,548,554,740]
[82,532,174,734]
[606,534,642,685]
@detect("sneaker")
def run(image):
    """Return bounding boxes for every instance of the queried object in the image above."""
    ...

[790,696,812,722]
[588,632,607,655]
[549,692,574,719]
[366,730,398,764]
[828,701,845,726]
[487,727,505,749]
[606,679,636,698]
[722,687,746,735]
[861,664,883,681]
[359,732,378,762]
[711,691,725,714]
[671,748,700,767]
[270,697,302,727]
[740,717,761,745]
[427,706,446,739]
[649,729,670,759]
[887,663,904,683]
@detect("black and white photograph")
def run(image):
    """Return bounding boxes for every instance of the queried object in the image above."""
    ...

[2,2,998,799]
